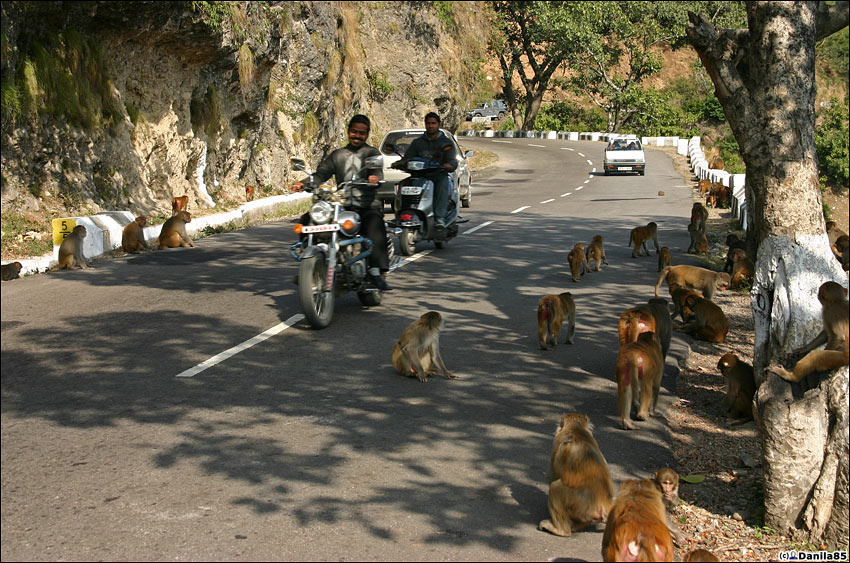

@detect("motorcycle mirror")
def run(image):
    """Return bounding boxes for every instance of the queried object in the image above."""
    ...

[465,150,474,158]
[364,155,383,169]
[290,158,307,172]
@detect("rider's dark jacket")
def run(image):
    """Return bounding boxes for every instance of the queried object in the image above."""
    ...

[308,143,384,209]
[400,131,458,173]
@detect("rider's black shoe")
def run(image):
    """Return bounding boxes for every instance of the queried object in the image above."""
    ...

[367,273,392,291]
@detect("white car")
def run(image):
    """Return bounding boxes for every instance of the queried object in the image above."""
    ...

[376,128,473,209]
[603,136,646,176]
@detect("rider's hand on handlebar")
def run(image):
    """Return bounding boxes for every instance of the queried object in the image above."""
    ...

[367,174,380,186]
[292,181,305,192]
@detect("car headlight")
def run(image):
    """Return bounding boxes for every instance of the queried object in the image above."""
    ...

[310,201,334,224]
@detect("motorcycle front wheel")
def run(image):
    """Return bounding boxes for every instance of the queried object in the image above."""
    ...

[399,228,416,256]
[298,255,334,329]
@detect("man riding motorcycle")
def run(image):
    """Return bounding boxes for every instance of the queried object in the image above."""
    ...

[391,112,457,230]
[292,114,392,291]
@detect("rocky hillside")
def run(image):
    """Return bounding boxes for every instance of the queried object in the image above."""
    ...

[0,1,495,257]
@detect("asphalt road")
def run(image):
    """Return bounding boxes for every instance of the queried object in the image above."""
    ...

[2,138,698,561]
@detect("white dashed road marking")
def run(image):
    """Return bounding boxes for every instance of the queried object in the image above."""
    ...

[464,221,493,234]
[511,206,531,213]
[540,198,555,204]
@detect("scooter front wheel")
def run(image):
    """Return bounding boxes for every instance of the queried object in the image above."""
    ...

[298,255,334,329]
[399,229,416,256]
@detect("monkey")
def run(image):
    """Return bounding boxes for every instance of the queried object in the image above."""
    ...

[567,243,589,282]
[586,238,607,272]
[707,182,729,208]
[683,548,720,562]
[57,225,90,269]
[1,261,23,281]
[618,305,656,347]
[674,294,729,343]
[653,468,688,546]
[657,247,671,272]
[601,478,674,562]
[246,185,255,202]
[826,221,847,248]
[709,154,725,170]
[690,202,707,234]
[537,292,576,350]
[121,216,149,253]
[538,413,614,537]
[628,222,659,258]
[717,353,756,424]
[156,210,195,249]
[697,178,711,196]
[657,190,665,196]
[729,248,755,289]
[669,285,704,322]
[391,311,457,382]
[646,298,673,362]
[767,281,849,383]
[655,265,730,301]
[687,223,709,255]
[171,195,189,215]
[723,233,747,273]
[616,332,664,430]
[835,234,849,271]
[590,235,608,264]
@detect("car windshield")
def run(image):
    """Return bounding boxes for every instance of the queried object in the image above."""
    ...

[607,140,642,151]
[380,131,458,157]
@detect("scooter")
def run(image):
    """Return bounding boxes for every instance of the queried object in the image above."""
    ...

[387,158,468,256]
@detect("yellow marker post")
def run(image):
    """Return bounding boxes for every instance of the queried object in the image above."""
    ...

[52,218,77,245]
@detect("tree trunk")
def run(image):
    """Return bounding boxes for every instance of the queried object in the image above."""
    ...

[688,1,849,548]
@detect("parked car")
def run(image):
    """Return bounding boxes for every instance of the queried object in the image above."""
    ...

[464,100,508,121]
[603,136,646,175]
[376,128,473,210]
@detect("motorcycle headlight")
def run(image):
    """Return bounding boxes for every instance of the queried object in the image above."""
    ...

[310,200,334,224]
[338,210,360,236]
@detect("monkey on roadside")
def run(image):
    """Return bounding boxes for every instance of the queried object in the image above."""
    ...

[391,311,457,382]
[655,265,729,301]
[826,221,846,248]
[1,261,23,281]
[601,478,674,562]
[171,195,189,215]
[684,548,720,562]
[709,154,725,171]
[567,243,589,282]
[690,202,707,234]
[629,222,659,258]
[156,210,195,249]
[717,353,756,424]
[616,332,664,430]
[58,225,90,269]
[834,235,849,271]
[122,216,149,253]
[670,285,704,322]
[675,294,729,343]
[246,185,255,202]
[723,233,747,273]
[687,223,709,255]
[707,182,729,208]
[767,281,849,383]
[586,236,608,272]
[647,298,672,362]
[537,292,576,350]
[654,468,688,546]
[697,178,711,196]
[657,247,671,272]
[538,413,614,537]
[729,248,754,289]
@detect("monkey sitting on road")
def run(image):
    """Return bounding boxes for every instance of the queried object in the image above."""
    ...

[122,216,149,253]
[391,311,457,382]
[58,225,90,269]
[601,478,674,562]
[717,353,756,424]
[653,468,688,546]
[156,211,195,249]
[2,261,23,281]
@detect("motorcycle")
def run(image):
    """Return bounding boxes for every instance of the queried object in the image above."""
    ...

[288,156,393,329]
[388,157,468,256]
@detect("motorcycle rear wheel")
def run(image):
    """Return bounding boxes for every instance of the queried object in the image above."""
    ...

[298,255,334,329]
[399,229,416,256]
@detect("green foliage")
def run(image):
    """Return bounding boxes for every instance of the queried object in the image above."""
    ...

[190,84,222,140]
[817,27,849,84]
[432,1,457,32]
[1,210,53,257]
[533,100,606,132]
[191,1,232,32]
[714,131,746,175]
[367,70,395,102]
[4,30,123,132]
[815,99,849,187]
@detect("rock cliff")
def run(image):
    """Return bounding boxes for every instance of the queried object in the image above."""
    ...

[0,1,493,226]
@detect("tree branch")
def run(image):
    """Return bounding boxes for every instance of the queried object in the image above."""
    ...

[686,11,748,101]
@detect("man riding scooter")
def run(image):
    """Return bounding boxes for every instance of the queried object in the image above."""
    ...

[391,112,457,235]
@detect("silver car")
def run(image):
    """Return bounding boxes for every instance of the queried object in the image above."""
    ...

[603,136,646,176]
[376,129,473,210]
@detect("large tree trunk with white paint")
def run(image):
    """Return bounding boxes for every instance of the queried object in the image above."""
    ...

[688,1,849,548]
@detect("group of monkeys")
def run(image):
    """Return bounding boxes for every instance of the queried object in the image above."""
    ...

[10,196,198,275]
